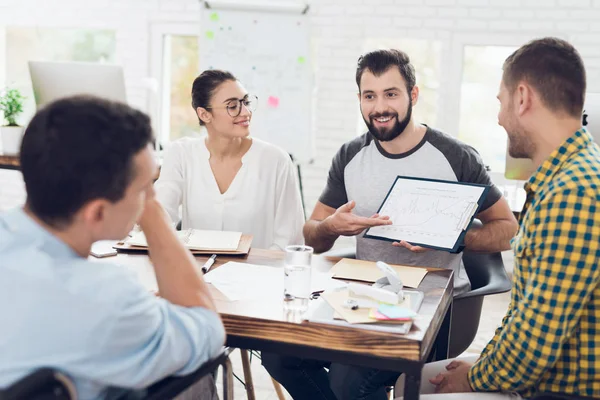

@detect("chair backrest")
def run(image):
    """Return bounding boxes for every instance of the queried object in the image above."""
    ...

[454,219,512,299]
[458,250,512,299]
[0,369,76,400]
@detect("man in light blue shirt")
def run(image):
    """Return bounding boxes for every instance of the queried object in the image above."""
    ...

[0,96,226,399]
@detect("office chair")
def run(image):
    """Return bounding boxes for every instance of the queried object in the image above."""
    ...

[0,349,234,400]
[143,347,234,400]
[450,249,511,357]
[0,368,76,400]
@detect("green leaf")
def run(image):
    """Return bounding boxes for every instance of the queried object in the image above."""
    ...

[0,87,25,126]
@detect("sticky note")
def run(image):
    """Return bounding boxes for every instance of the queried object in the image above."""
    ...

[297,56,306,64]
[210,12,219,22]
[378,304,416,320]
[205,31,214,40]
[267,96,280,108]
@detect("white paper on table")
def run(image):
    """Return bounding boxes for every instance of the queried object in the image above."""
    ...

[203,262,347,301]
[311,270,347,292]
[203,262,281,301]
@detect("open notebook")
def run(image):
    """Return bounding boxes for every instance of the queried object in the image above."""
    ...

[126,229,242,251]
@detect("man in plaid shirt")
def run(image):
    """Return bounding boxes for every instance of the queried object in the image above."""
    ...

[396,37,600,399]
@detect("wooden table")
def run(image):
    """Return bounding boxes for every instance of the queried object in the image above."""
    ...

[99,248,454,400]
[0,153,19,170]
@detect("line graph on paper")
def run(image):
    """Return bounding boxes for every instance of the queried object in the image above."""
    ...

[366,177,487,250]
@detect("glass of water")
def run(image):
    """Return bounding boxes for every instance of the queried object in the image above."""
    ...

[283,245,313,312]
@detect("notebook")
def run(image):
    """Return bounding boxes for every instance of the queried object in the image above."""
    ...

[126,229,242,251]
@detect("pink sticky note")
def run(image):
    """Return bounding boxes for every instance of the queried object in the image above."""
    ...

[267,96,280,108]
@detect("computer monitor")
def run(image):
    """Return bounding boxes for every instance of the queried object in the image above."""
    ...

[28,60,127,109]
[504,92,600,180]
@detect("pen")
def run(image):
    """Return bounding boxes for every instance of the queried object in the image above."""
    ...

[201,254,217,274]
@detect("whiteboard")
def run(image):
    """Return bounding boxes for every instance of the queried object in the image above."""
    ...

[199,4,313,162]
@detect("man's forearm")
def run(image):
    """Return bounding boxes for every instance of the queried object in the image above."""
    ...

[465,220,517,252]
[303,219,339,254]
[139,201,217,312]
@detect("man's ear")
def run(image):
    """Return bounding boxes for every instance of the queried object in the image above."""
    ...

[80,199,109,227]
[196,107,212,125]
[410,85,420,106]
[516,83,533,116]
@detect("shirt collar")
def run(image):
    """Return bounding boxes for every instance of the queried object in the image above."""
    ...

[524,128,592,195]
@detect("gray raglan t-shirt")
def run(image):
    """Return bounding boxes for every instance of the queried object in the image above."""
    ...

[319,127,502,295]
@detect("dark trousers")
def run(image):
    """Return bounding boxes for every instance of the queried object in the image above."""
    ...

[261,353,399,400]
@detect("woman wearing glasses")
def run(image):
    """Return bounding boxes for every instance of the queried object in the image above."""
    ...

[154,70,305,250]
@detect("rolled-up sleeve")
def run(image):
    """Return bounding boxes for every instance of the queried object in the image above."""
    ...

[93,277,225,389]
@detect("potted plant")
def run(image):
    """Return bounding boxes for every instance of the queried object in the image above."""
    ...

[0,87,25,155]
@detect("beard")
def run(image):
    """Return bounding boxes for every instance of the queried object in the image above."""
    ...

[364,102,412,142]
[503,111,534,159]
[507,128,534,159]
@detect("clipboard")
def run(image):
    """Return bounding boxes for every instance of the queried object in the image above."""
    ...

[113,234,253,256]
[364,175,490,253]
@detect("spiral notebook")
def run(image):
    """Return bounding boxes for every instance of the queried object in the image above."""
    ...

[126,229,242,251]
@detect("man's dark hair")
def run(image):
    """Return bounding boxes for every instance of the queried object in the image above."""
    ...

[19,95,153,228]
[503,37,586,118]
[191,69,237,126]
[355,49,416,93]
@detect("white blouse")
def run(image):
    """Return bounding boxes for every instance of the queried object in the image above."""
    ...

[154,137,305,250]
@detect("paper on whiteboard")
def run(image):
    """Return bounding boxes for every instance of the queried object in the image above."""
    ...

[366,177,486,250]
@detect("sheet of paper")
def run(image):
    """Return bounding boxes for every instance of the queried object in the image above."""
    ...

[126,229,241,251]
[311,270,347,293]
[203,262,346,301]
[329,259,427,288]
[366,177,486,249]
[203,262,281,301]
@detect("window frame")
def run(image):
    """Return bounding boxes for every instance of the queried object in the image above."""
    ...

[149,22,199,146]
[448,32,542,185]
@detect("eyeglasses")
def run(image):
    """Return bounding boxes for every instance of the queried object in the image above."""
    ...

[205,95,258,118]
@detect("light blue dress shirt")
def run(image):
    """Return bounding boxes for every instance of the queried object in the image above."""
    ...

[0,208,225,399]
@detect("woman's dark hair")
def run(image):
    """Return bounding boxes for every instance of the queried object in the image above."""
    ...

[191,69,237,126]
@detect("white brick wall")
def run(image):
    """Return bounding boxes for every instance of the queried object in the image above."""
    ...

[1,0,599,248]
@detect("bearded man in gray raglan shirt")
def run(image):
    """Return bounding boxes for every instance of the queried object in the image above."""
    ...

[262,49,518,400]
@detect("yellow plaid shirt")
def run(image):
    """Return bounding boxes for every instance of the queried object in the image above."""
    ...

[468,129,600,398]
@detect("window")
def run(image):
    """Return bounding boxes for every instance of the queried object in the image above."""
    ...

[160,34,201,142]
[357,38,441,135]
[2,27,116,123]
[458,46,516,174]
